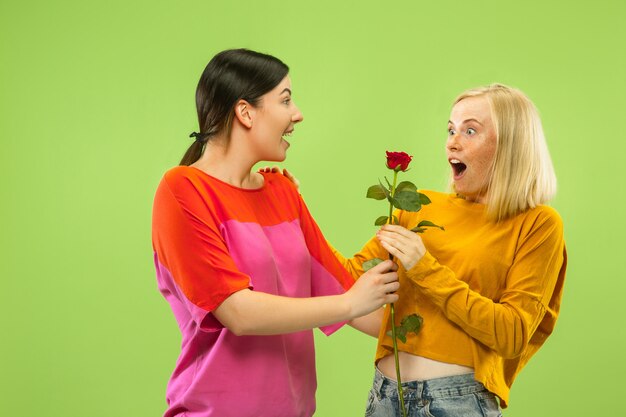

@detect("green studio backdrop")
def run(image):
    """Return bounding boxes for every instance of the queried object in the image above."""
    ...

[1,0,624,416]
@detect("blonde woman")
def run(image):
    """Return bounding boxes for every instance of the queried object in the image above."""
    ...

[270,84,566,416]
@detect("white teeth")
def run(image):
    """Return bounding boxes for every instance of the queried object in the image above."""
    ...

[283,131,292,137]
[450,159,461,164]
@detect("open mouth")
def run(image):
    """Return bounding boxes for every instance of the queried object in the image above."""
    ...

[281,130,293,148]
[449,158,467,178]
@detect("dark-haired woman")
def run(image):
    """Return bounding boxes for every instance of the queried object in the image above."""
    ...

[151,49,399,417]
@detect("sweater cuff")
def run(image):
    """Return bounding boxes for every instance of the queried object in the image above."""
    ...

[403,251,439,282]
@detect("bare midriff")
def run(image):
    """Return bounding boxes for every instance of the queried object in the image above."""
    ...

[377,352,474,382]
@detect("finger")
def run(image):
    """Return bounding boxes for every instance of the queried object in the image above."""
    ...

[380,271,399,284]
[271,165,280,173]
[258,166,270,172]
[379,240,407,263]
[377,235,410,256]
[283,168,296,182]
[385,281,400,293]
[283,168,301,188]
[370,259,395,273]
[385,293,399,304]
[380,224,416,239]
[377,231,415,248]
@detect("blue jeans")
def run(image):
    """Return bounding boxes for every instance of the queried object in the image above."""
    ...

[365,367,502,417]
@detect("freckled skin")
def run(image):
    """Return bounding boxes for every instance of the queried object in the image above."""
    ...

[447,96,497,204]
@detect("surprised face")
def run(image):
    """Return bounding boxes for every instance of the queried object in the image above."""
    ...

[446,96,497,204]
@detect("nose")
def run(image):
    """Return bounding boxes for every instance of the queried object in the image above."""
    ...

[446,132,461,151]
[292,103,304,123]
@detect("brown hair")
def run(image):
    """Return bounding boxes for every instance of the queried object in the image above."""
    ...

[180,49,289,165]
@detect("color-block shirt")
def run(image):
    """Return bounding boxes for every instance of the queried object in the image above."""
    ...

[152,167,355,417]
[333,190,566,408]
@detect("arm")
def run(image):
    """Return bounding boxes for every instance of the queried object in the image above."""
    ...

[378,212,566,359]
[329,236,390,280]
[349,308,384,337]
[330,242,389,337]
[214,264,396,336]
[154,171,399,337]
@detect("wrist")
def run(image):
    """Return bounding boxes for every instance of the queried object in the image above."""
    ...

[403,251,434,281]
[339,292,356,321]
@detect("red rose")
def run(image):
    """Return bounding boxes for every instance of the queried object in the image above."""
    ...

[386,151,413,172]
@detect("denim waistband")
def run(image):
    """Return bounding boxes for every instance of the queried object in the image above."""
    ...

[372,366,485,401]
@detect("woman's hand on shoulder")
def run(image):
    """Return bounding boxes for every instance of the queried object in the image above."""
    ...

[258,166,300,191]
[377,224,426,271]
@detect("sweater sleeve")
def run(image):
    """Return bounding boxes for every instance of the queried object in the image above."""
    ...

[329,234,389,280]
[404,208,566,359]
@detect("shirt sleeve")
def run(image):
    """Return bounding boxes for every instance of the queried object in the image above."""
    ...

[295,192,356,293]
[152,175,251,332]
[293,190,357,335]
[403,208,567,359]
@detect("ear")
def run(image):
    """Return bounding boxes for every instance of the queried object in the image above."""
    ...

[233,99,254,129]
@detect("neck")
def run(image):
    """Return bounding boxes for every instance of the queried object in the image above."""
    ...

[190,136,261,189]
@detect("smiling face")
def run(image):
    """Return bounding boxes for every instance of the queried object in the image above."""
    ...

[447,95,497,203]
[249,76,304,162]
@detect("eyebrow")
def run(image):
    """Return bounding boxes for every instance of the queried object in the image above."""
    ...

[281,88,292,95]
[448,118,483,126]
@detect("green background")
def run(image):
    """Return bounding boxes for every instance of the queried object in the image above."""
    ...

[1,0,624,415]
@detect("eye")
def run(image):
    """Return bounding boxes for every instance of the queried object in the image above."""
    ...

[466,128,476,135]
[283,97,292,105]
[448,127,456,136]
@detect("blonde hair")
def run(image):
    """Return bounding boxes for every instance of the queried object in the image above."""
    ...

[452,84,557,221]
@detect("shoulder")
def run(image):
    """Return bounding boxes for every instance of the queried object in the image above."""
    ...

[420,190,453,204]
[395,189,450,225]
[155,166,215,211]
[521,205,563,229]
[162,165,201,189]
[515,205,564,243]
[262,171,300,197]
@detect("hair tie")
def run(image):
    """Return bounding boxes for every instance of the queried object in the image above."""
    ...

[189,131,207,143]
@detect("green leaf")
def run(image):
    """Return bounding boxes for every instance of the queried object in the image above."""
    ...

[387,314,423,344]
[366,184,387,200]
[374,216,389,226]
[392,191,422,212]
[387,314,424,343]
[411,227,426,233]
[392,215,399,225]
[362,258,384,272]
[417,193,431,205]
[395,181,417,193]
[400,314,423,334]
[384,176,392,189]
[395,326,407,344]
[416,220,445,231]
[378,180,391,199]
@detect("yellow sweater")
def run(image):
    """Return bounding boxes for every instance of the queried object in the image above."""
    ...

[334,190,566,408]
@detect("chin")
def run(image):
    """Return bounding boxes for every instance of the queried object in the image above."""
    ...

[265,153,287,163]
